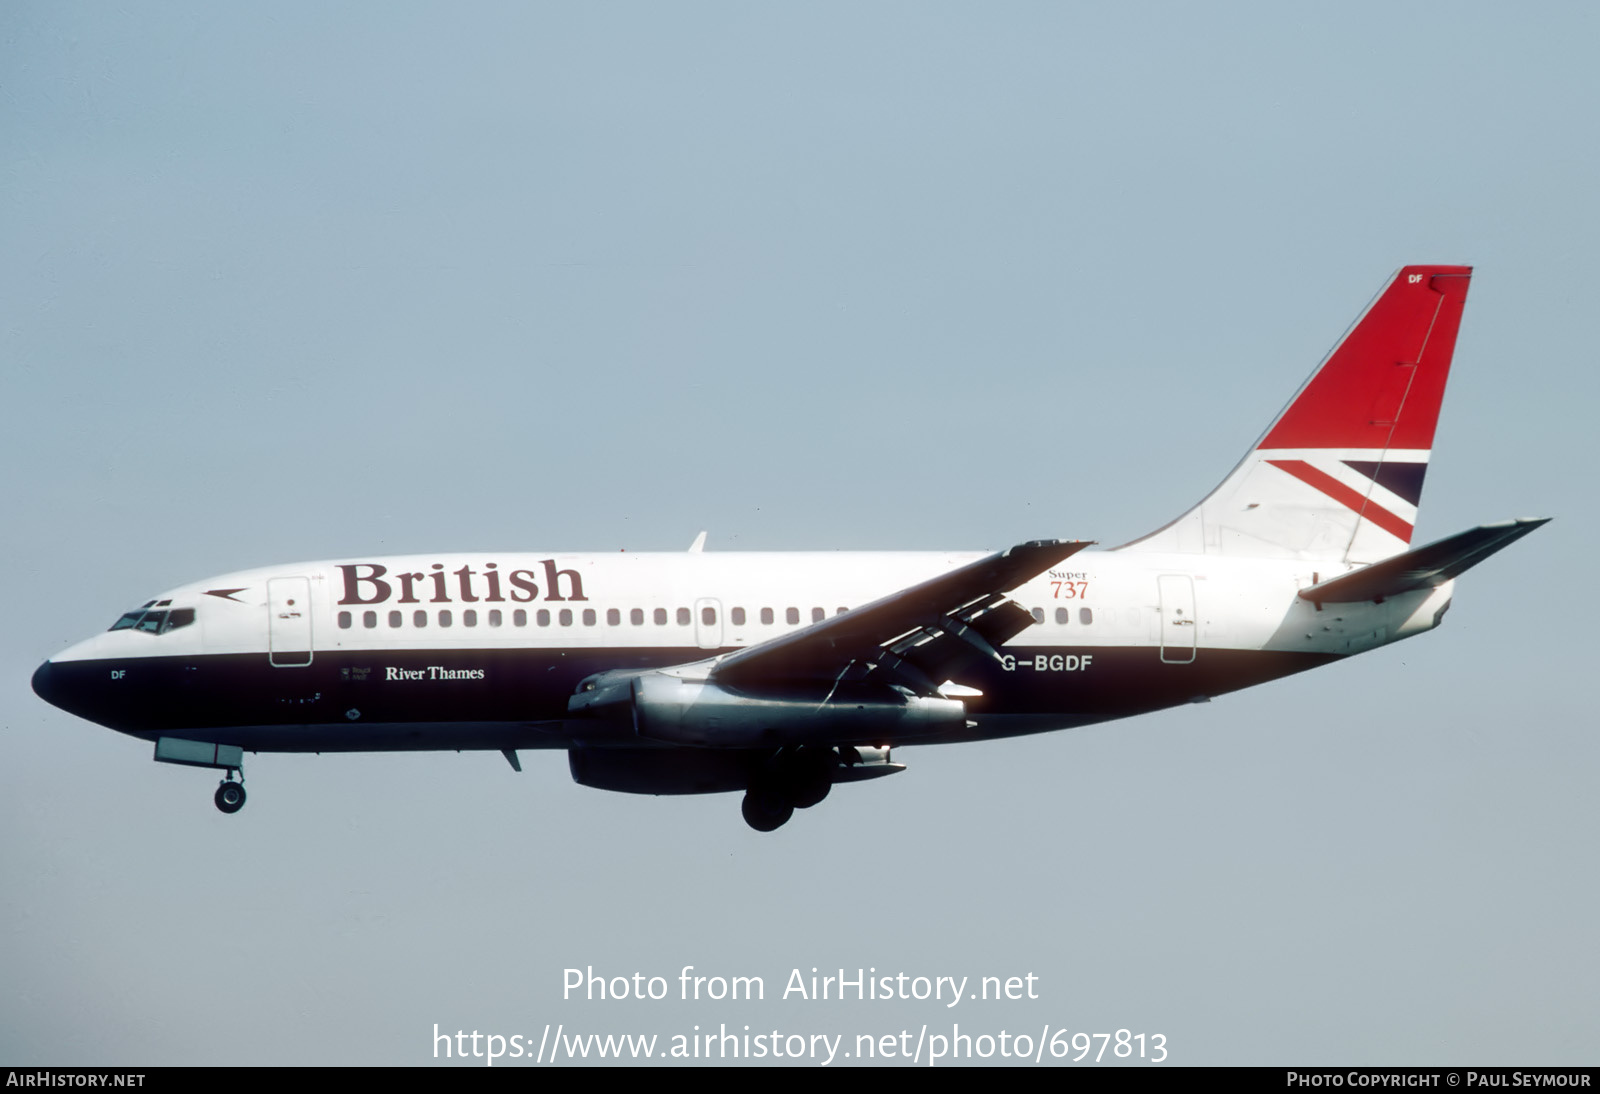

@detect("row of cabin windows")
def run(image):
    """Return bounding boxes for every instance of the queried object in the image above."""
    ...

[336,604,1095,630]
[337,605,847,631]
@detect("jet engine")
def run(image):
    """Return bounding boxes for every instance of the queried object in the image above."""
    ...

[569,668,966,748]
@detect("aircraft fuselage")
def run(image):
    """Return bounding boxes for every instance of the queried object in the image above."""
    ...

[33,547,1447,753]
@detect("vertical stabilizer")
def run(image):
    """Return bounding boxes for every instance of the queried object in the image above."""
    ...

[1119,265,1472,563]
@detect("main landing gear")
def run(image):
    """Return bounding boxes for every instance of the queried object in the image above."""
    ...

[214,772,246,814]
[739,747,835,832]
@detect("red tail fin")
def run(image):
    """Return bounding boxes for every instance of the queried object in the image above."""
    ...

[1260,265,1472,452]
[1120,266,1473,563]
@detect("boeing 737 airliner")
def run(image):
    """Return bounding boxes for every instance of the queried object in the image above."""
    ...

[32,265,1546,830]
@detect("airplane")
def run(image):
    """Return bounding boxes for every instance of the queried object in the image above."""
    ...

[31,264,1547,831]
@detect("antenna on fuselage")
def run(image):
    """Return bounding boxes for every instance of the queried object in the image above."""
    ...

[688,531,707,553]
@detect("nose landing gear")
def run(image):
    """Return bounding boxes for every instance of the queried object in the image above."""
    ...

[152,738,250,815]
[214,773,246,814]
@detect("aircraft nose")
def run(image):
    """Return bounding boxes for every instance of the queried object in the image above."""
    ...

[31,660,59,709]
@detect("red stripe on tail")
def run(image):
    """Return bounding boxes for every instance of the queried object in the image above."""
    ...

[1267,460,1415,543]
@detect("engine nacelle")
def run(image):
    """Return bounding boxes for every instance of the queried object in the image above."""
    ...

[568,748,756,795]
[628,673,965,747]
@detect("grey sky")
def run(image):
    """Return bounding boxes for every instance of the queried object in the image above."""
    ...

[3,2,1593,1065]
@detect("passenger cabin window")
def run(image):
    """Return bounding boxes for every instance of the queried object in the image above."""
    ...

[339,611,353,629]
[1079,607,1093,624]
[489,610,502,627]
[514,610,528,627]
[701,606,717,626]
[582,609,596,626]
[536,610,549,626]
[677,608,691,626]
[731,607,746,625]
[811,607,824,623]
[463,610,477,627]
[1031,607,1044,624]
[1056,607,1069,624]
[606,608,620,626]
[654,608,668,625]
[364,611,377,628]
[413,610,427,627]
[389,611,402,628]
[760,607,774,625]
[439,610,453,627]
[786,607,799,625]
[560,609,573,626]
[630,608,644,625]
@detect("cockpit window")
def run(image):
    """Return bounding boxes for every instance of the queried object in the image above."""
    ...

[109,606,197,634]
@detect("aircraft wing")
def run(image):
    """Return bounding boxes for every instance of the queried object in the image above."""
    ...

[711,539,1092,693]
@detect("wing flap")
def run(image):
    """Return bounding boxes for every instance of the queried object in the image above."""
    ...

[876,597,1036,691]
[713,539,1090,690]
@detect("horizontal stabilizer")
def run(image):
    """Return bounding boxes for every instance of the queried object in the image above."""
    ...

[1297,518,1549,604]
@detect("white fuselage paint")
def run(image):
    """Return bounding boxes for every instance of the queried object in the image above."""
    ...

[46,547,1451,748]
